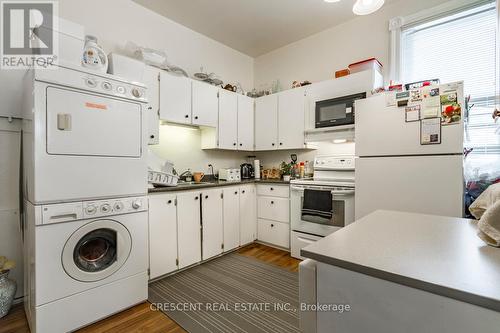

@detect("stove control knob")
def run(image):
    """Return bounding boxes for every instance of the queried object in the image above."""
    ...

[100,203,111,213]
[132,200,142,210]
[114,202,124,212]
[85,204,97,215]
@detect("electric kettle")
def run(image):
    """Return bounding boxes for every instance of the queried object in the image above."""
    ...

[240,163,254,179]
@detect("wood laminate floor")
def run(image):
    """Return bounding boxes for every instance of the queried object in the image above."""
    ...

[0,243,300,333]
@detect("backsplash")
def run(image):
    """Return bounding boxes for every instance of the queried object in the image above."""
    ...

[255,142,355,169]
[149,124,248,174]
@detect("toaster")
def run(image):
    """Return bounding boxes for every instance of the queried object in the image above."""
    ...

[219,168,241,181]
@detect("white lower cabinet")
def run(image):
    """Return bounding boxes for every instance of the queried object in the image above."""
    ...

[148,194,178,279]
[177,191,202,269]
[256,184,290,249]
[223,187,241,252]
[202,188,224,260]
[239,185,257,245]
[257,196,289,223]
[148,184,261,279]
[257,219,289,249]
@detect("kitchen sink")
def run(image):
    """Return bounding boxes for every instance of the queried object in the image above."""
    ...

[177,181,213,185]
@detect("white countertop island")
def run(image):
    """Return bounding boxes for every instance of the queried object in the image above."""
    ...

[301,210,500,333]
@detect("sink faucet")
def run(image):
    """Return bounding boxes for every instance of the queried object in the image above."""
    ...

[208,164,217,180]
[179,169,192,181]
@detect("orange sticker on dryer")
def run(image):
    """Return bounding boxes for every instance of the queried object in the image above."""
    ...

[85,102,107,110]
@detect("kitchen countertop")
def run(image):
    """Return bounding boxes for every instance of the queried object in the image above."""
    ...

[301,210,500,312]
[148,178,289,193]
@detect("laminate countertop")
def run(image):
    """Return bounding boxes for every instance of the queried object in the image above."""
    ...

[301,210,500,312]
[148,179,289,193]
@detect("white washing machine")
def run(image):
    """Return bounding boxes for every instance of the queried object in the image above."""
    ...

[21,63,150,332]
[24,196,148,333]
[22,62,149,204]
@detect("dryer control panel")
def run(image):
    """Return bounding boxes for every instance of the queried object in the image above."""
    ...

[40,196,148,225]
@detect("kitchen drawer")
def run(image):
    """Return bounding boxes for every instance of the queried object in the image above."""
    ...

[257,219,289,249]
[256,184,289,198]
[257,196,289,223]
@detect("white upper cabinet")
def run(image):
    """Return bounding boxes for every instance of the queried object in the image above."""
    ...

[278,88,306,150]
[201,188,224,260]
[237,95,254,151]
[255,94,278,151]
[223,187,240,252]
[192,80,219,127]
[218,89,238,150]
[159,72,192,124]
[142,66,160,145]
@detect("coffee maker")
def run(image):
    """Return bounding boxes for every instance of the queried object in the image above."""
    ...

[240,163,255,179]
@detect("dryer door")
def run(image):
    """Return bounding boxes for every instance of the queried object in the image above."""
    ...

[62,219,132,282]
[46,86,142,157]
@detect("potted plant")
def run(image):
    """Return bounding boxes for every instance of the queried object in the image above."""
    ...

[280,161,293,182]
[0,256,16,318]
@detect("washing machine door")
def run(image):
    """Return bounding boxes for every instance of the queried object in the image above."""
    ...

[62,219,132,282]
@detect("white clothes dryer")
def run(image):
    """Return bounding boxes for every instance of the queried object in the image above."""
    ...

[22,62,149,204]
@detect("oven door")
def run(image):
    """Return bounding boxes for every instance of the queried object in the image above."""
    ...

[291,185,355,237]
[315,92,366,128]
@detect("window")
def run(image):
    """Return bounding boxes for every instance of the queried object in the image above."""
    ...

[397,1,499,154]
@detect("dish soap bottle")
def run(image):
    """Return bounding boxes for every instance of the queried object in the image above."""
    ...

[82,35,108,73]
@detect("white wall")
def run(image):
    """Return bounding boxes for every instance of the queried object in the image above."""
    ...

[56,0,256,174]
[149,124,250,174]
[254,0,449,90]
[0,119,23,299]
[59,0,254,91]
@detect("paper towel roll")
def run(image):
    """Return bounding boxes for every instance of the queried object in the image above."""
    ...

[254,160,260,179]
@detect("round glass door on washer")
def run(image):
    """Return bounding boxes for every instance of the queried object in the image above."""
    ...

[62,219,132,282]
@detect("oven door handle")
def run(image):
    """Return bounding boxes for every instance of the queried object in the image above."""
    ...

[330,190,355,196]
[291,185,354,196]
[291,185,337,192]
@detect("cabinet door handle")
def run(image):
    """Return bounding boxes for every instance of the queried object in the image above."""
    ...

[195,196,199,200]
[270,187,274,191]
[242,190,245,194]
[271,143,275,146]
[271,224,274,227]
[279,142,283,146]
[167,200,172,204]
[239,143,242,146]
[234,191,238,195]
[194,116,199,120]
[205,195,208,199]
[271,201,274,204]
[150,135,155,139]
[185,114,189,118]
[233,143,236,146]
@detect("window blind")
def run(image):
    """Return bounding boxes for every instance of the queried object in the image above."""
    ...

[401,1,499,153]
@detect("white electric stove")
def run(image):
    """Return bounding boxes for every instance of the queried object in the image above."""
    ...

[290,155,355,259]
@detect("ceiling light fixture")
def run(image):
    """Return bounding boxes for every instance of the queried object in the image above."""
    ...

[353,0,384,15]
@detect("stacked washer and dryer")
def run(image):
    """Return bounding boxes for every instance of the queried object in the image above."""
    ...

[22,62,149,333]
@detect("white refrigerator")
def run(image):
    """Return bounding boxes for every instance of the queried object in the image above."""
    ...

[355,82,465,219]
